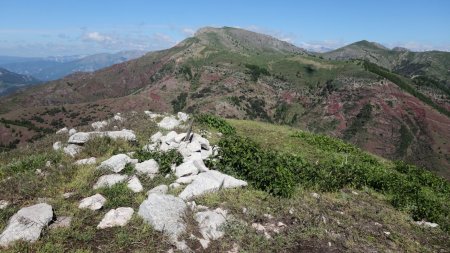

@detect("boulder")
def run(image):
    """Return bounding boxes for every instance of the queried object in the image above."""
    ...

[97,207,134,229]
[187,141,201,153]
[74,157,96,165]
[0,203,53,247]
[174,133,187,143]
[135,159,159,177]
[97,154,132,173]
[179,170,247,200]
[194,208,228,248]
[150,131,163,143]
[158,116,181,130]
[91,120,108,130]
[176,175,198,184]
[193,159,209,173]
[56,127,68,134]
[147,185,169,195]
[78,194,106,210]
[63,144,82,157]
[138,193,187,240]
[162,131,178,144]
[93,174,128,189]
[127,175,143,193]
[175,161,199,178]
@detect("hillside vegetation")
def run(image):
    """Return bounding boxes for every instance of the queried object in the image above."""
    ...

[0,112,448,252]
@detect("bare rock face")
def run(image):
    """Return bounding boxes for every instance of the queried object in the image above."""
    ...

[179,170,247,200]
[0,203,53,247]
[138,193,187,241]
[97,207,134,229]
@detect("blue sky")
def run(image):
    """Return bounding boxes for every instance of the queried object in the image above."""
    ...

[1,0,449,56]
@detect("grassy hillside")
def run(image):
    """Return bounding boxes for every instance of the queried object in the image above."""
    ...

[0,113,448,252]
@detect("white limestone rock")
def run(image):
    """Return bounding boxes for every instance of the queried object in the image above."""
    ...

[158,116,181,130]
[174,133,187,143]
[0,200,9,210]
[170,183,182,189]
[187,141,201,153]
[68,132,94,144]
[105,129,136,142]
[97,154,132,173]
[175,161,199,178]
[0,203,53,247]
[175,175,198,184]
[56,127,68,134]
[63,144,82,157]
[144,111,161,119]
[162,131,178,144]
[93,174,128,189]
[177,112,189,122]
[78,194,106,210]
[179,170,247,200]
[97,207,134,229]
[68,128,77,136]
[49,216,72,230]
[150,131,163,143]
[138,193,187,240]
[53,141,62,151]
[147,185,169,195]
[127,175,143,193]
[74,157,96,166]
[193,159,209,173]
[143,143,158,152]
[415,220,439,228]
[113,114,124,122]
[135,159,159,178]
[91,120,108,130]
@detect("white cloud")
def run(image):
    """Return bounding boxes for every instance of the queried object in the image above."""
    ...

[181,28,195,36]
[82,31,113,43]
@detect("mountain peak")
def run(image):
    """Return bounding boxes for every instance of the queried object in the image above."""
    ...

[353,40,389,50]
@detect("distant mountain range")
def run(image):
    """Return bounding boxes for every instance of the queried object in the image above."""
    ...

[0,68,41,96]
[0,27,449,179]
[0,50,147,82]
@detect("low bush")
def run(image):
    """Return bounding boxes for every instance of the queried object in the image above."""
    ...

[194,114,236,135]
[134,149,183,174]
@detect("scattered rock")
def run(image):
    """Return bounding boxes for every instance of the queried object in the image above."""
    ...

[162,131,178,144]
[93,174,128,189]
[63,144,82,157]
[68,132,92,144]
[62,192,76,199]
[45,161,52,167]
[150,131,163,143]
[97,154,132,173]
[144,111,161,119]
[69,129,136,144]
[311,192,320,199]
[0,203,53,247]
[105,129,136,142]
[113,114,124,122]
[227,243,240,253]
[138,193,187,240]
[0,200,9,210]
[53,141,62,151]
[194,208,228,248]
[68,128,77,136]
[415,220,439,228]
[78,194,106,210]
[179,170,247,200]
[147,185,169,195]
[49,216,72,230]
[127,175,143,193]
[175,161,199,178]
[91,120,108,130]
[56,127,68,134]
[74,157,96,165]
[97,207,134,229]
[135,159,159,178]
[177,112,189,122]
[158,116,181,130]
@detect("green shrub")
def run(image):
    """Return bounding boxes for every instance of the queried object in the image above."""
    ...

[194,114,236,135]
[134,149,183,174]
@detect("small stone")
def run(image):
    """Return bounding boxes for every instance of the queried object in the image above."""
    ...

[79,194,106,210]
[49,216,72,229]
[0,200,10,209]
[384,231,391,236]
[45,161,52,167]
[127,175,143,193]
[62,192,76,199]
[263,214,274,219]
[97,207,134,229]
[52,141,62,151]
[63,144,82,157]
[74,157,96,165]
[91,120,108,130]
[68,128,77,136]
[56,127,68,134]
[288,208,295,215]
[311,192,320,199]
[177,112,189,122]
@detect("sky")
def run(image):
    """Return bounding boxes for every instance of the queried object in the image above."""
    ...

[1,0,449,57]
